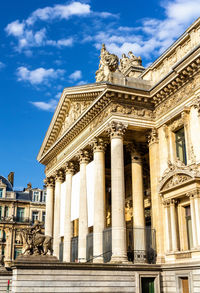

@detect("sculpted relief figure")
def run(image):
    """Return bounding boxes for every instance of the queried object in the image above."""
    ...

[19,220,53,256]
[95,44,119,82]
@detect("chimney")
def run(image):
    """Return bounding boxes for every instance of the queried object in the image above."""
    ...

[8,172,14,187]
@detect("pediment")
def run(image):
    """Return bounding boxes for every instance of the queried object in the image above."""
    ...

[37,83,108,162]
[159,160,200,192]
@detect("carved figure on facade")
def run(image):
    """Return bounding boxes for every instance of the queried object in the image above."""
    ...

[95,44,119,82]
[18,221,53,256]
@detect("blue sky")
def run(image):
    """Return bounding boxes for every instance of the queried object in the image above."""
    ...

[1,0,200,190]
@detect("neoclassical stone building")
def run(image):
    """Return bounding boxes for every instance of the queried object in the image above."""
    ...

[37,18,200,292]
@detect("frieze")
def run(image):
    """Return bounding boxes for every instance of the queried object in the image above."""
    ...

[154,71,200,118]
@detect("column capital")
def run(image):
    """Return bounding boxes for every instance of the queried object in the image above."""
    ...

[55,169,65,182]
[107,121,128,139]
[162,199,170,207]
[44,176,55,188]
[170,198,178,206]
[147,128,158,146]
[76,149,91,164]
[64,162,76,175]
[187,190,200,199]
[90,137,107,153]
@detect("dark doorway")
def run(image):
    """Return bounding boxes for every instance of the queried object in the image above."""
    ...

[141,277,155,293]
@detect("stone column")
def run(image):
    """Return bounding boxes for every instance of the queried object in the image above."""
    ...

[148,128,164,262]
[163,200,172,252]
[130,146,146,260]
[107,121,128,263]
[189,193,198,248]
[91,138,106,263]
[77,150,90,262]
[44,177,55,237]
[53,169,64,258]
[63,162,75,262]
[170,199,179,252]
[194,191,200,246]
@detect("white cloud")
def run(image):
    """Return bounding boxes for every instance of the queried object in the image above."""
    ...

[0,61,5,70]
[26,2,91,25]
[5,20,25,37]
[46,37,73,48]
[16,66,65,85]
[92,0,200,60]
[31,99,58,111]
[69,70,82,81]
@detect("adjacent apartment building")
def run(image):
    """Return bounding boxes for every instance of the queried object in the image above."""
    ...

[0,174,46,267]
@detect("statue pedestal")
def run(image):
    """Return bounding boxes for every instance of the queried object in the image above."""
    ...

[14,254,58,264]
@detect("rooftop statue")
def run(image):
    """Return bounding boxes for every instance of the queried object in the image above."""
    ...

[119,51,143,75]
[95,44,119,82]
[19,220,53,256]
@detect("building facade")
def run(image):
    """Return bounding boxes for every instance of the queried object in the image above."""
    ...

[0,175,46,267]
[38,18,200,292]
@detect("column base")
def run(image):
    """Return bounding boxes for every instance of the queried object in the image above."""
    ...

[110,255,129,264]
[78,258,87,263]
[93,257,104,264]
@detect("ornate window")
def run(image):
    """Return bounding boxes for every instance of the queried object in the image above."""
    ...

[4,206,9,217]
[32,191,40,202]
[42,211,45,222]
[0,206,2,219]
[41,191,46,202]
[14,248,22,259]
[32,211,39,223]
[175,128,187,164]
[0,189,3,198]
[17,207,25,222]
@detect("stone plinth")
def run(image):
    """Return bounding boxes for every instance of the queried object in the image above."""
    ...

[11,259,161,293]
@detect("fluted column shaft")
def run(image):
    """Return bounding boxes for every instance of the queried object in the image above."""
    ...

[78,150,90,262]
[44,177,55,237]
[108,122,128,263]
[91,138,106,263]
[63,163,75,262]
[170,200,179,251]
[53,170,64,258]
[163,201,171,252]
[194,192,200,246]
[190,194,198,248]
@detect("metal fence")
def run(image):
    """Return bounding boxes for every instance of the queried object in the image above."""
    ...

[71,236,78,262]
[103,228,112,263]
[86,233,93,262]
[127,227,156,264]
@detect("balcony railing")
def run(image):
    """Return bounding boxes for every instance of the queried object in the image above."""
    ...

[0,216,31,223]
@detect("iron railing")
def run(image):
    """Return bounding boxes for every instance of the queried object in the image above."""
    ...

[127,227,157,264]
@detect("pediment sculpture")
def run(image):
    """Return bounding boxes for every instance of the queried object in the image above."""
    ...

[159,159,200,192]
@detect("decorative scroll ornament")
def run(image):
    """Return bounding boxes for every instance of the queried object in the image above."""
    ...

[106,121,128,138]
[95,44,119,82]
[19,221,53,256]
